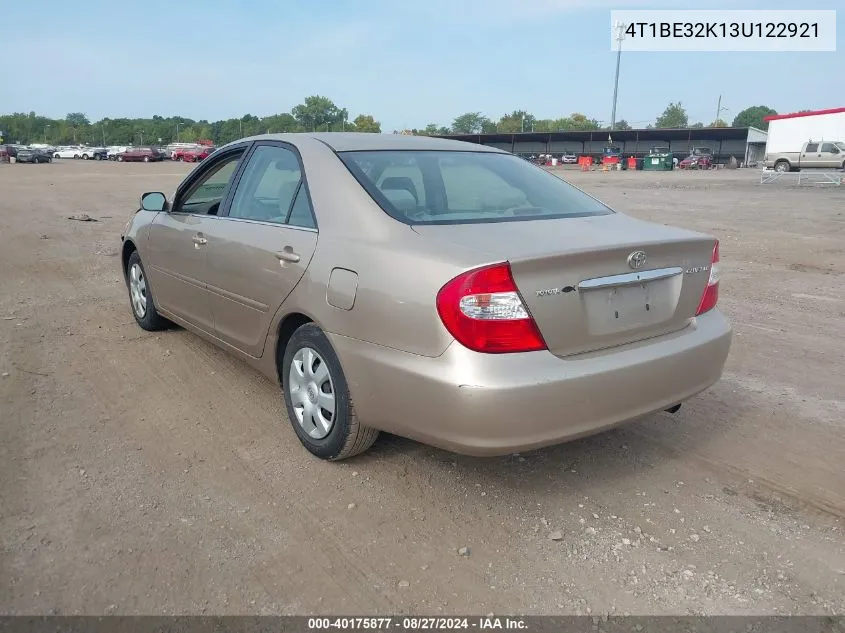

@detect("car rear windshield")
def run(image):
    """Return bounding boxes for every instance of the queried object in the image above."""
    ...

[338,150,612,225]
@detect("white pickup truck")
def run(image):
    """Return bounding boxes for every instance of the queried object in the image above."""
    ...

[764,140,845,172]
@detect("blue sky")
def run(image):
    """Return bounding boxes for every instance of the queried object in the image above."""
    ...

[2,0,842,130]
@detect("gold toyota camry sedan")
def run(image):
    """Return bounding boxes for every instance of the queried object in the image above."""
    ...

[120,133,731,460]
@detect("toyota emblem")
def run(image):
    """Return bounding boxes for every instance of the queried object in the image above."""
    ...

[627,250,647,270]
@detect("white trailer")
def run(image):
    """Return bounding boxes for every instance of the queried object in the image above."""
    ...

[764,108,845,154]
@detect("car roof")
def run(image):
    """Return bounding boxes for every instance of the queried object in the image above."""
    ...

[231,132,505,153]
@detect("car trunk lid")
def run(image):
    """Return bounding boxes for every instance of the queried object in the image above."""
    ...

[414,214,716,357]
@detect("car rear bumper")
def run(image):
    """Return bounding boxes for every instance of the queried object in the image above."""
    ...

[329,309,732,456]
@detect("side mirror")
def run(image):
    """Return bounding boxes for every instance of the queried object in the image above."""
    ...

[140,191,168,212]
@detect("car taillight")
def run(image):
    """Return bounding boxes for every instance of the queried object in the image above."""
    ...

[696,240,720,316]
[436,262,547,354]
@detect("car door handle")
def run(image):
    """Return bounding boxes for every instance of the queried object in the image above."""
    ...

[275,249,300,263]
[192,235,207,245]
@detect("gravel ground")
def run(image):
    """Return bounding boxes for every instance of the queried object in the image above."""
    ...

[0,160,843,615]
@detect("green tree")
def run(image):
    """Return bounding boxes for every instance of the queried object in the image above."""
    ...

[655,102,688,128]
[65,112,90,143]
[731,105,777,130]
[260,113,300,133]
[352,114,381,133]
[451,112,490,134]
[614,119,632,130]
[291,95,344,132]
[497,110,535,133]
[689,122,705,128]
[565,112,601,130]
[65,112,90,127]
[709,119,728,128]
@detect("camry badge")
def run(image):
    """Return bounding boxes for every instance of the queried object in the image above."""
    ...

[627,250,647,270]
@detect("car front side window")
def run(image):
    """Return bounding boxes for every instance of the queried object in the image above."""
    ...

[176,152,244,215]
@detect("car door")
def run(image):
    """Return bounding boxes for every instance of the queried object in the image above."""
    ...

[801,142,820,167]
[145,145,248,333]
[202,142,319,357]
[819,143,841,169]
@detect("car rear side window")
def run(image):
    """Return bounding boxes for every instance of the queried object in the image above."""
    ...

[339,150,611,225]
[805,143,819,153]
[227,145,307,225]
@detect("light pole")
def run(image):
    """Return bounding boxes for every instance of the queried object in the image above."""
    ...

[45,125,50,143]
[102,123,106,146]
[176,123,182,142]
[714,96,729,126]
[610,21,625,131]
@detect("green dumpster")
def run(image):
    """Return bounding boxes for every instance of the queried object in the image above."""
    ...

[643,146,673,171]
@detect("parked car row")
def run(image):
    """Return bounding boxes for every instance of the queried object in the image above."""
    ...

[50,145,108,160]
[0,144,52,164]
[10,144,217,164]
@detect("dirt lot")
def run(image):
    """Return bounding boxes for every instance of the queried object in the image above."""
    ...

[1,160,844,616]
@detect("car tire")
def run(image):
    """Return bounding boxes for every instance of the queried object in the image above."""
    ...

[282,323,379,461]
[53,153,60,159]
[143,156,150,163]
[178,156,184,162]
[774,160,790,173]
[126,251,169,331]
[117,155,123,162]
[74,155,80,160]
[82,154,89,160]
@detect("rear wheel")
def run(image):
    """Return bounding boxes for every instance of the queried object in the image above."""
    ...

[143,156,150,163]
[82,154,89,160]
[774,160,790,173]
[117,155,123,162]
[282,323,379,460]
[53,153,60,159]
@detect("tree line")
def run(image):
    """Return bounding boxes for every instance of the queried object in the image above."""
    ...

[0,95,778,146]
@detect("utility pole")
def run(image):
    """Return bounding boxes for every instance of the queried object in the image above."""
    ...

[714,95,728,126]
[610,21,625,131]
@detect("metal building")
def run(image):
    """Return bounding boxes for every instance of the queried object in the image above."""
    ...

[439,127,768,166]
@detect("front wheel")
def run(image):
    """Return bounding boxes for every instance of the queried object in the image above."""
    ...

[282,324,379,460]
[82,154,89,160]
[126,251,169,331]
[53,153,60,159]
[117,155,123,162]
[143,156,150,163]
